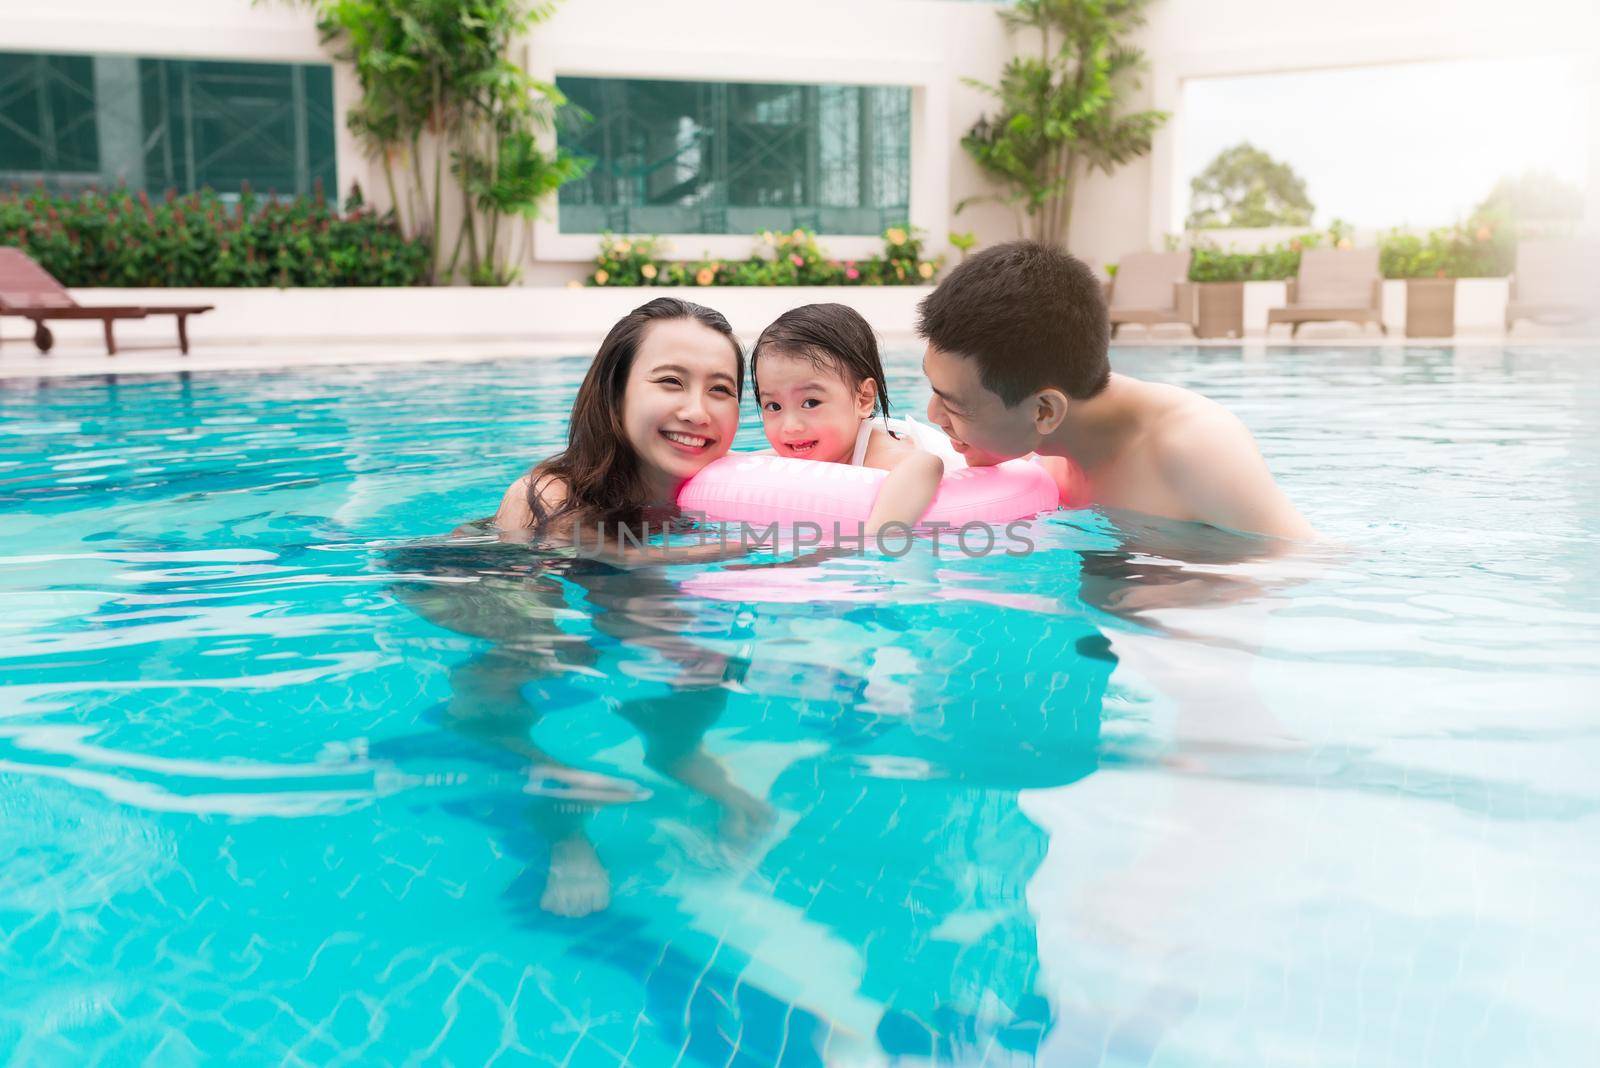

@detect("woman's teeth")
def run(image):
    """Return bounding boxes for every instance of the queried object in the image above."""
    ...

[662,430,711,449]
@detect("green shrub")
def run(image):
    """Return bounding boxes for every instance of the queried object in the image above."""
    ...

[1380,222,1512,279]
[584,226,943,288]
[1187,248,1257,283]
[590,233,670,286]
[1186,230,1334,283]
[0,184,431,287]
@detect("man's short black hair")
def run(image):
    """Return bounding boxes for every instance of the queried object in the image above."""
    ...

[917,239,1110,405]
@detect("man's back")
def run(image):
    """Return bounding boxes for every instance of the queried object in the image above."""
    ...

[1044,374,1313,539]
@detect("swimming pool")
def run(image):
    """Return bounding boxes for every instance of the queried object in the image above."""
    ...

[2,344,1597,1066]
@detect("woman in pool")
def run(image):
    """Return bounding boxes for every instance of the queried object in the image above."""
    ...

[400,297,774,917]
[494,296,744,553]
[751,302,954,532]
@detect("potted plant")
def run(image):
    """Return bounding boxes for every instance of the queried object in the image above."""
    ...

[1187,247,1251,338]
[1382,223,1513,337]
[1382,229,1455,337]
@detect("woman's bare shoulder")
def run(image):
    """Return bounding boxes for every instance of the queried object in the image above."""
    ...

[495,472,566,530]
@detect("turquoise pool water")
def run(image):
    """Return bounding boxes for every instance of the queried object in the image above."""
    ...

[2,345,1598,1066]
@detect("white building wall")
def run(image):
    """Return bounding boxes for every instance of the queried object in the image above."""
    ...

[5,0,1596,280]
[1,0,1015,283]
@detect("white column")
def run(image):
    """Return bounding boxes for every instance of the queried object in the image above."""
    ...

[331,63,375,209]
[913,78,952,257]
[92,55,144,190]
[1586,54,1600,236]
[1146,66,1183,250]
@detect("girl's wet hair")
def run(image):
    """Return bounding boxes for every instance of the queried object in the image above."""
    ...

[751,303,891,423]
[528,296,743,536]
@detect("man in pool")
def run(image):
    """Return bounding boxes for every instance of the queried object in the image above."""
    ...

[918,240,1314,540]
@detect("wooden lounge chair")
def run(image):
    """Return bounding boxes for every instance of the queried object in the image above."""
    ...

[1107,251,1195,337]
[1505,239,1600,334]
[1267,248,1386,337]
[0,247,213,355]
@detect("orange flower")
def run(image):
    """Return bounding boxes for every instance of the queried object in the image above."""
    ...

[695,267,715,286]
[917,261,934,279]
[593,268,609,285]
[640,263,658,280]
[1475,225,1492,242]
[886,227,907,246]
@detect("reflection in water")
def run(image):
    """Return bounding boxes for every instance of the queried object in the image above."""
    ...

[382,531,1118,1059]
[386,538,771,917]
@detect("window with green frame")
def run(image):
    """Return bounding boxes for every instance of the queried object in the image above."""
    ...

[0,50,336,197]
[556,77,911,235]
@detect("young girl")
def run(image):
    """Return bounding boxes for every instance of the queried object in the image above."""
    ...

[751,303,957,532]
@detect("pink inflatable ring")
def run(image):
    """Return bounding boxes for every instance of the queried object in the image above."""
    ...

[678,453,1059,527]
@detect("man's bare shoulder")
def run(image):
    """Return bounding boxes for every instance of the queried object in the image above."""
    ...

[1146,386,1257,465]
[1142,385,1314,539]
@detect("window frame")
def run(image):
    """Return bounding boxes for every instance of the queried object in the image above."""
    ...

[529,48,946,262]
[554,77,912,242]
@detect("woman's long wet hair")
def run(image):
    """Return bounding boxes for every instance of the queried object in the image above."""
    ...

[750,303,892,424]
[528,297,744,537]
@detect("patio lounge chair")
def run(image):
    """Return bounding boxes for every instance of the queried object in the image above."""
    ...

[0,248,213,355]
[1267,248,1386,337]
[1505,239,1600,333]
[1107,251,1195,337]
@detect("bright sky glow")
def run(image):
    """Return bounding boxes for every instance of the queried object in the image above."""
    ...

[1176,57,1590,230]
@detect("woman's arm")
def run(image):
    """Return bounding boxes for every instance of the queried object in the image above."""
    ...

[492,472,755,568]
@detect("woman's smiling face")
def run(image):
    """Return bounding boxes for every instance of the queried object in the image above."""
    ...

[755,352,875,464]
[621,318,742,495]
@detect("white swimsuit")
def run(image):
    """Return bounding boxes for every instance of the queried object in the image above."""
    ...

[849,414,967,470]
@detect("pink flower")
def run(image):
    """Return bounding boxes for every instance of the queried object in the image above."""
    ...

[846,266,860,280]
[790,254,804,267]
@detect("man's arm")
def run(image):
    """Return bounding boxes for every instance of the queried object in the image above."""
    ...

[1158,411,1316,541]
[865,451,944,533]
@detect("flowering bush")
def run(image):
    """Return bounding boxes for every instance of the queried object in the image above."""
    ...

[584,226,943,287]
[590,233,669,286]
[1379,221,1511,279]
[858,226,939,285]
[1186,228,1341,283]
[0,184,430,287]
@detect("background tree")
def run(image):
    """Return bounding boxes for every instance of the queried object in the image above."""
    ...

[1474,170,1584,235]
[1185,142,1314,230]
[960,0,1167,248]
[287,0,588,284]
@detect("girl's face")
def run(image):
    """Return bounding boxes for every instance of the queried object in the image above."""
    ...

[756,352,877,464]
[621,318,742,496]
